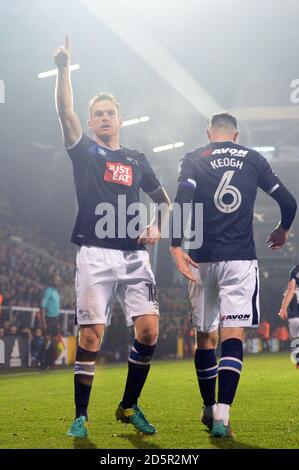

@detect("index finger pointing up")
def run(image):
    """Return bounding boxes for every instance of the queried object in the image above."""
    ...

[65,35,69,50]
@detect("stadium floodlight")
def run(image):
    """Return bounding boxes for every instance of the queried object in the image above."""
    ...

[253,146,275,152]
[38,64,80,79]
[174,141,184,148]
[153,142,185,153]
[122,118,139,127]
[122,116,150,127]
[253,146,276,160]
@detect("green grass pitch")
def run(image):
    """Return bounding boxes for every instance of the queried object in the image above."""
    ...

[0,353,298,449]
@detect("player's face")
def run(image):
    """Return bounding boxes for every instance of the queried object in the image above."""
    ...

[88,100,122,142]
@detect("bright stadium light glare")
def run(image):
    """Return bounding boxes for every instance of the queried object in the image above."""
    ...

[153,141,185,153]
[253,146,276,161]
[38,64,80,79]
[174,141,184,148]
[82,0,222,117]
[253,146,275,152]
[122,118,140,127]
[122,116,150,127]
[153,144,174,153]
[139,116,150,123]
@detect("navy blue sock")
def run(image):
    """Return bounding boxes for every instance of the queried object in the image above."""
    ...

[121,340,156,409]
[74,346,98,420]
[218,338,243,405]
[195,349,218,406]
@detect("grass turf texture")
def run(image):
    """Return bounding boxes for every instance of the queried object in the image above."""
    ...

[0,353,298,449]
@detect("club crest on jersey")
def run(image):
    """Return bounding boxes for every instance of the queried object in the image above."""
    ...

[211,148,248,157]
[126,156,139,166]
[104,162,133,186]
[97,147,108,157]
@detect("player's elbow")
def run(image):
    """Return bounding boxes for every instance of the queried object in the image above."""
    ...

[275,187,297,230]
[57,109,74,121]
[286,282,296,296]
[289,285,296,295]
[289,195,297,216]
[150,187,171,206]
[285,192,297,218]
[162,188,171,207]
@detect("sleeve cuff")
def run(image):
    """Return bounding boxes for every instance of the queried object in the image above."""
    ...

[145,185,162,195]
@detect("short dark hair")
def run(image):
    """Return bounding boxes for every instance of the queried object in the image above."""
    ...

[89,92,120,118]
[210,112,238,130]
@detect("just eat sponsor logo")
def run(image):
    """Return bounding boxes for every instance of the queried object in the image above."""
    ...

[104,162,133,186]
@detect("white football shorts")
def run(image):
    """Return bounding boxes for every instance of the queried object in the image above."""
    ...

[75,246,159,326]
[188,260,260,332]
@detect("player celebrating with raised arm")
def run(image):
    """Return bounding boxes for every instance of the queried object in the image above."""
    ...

[170,112,297,437]
[54,37,170,438]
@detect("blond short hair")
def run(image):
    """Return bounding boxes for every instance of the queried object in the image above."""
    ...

[89,92,120,118]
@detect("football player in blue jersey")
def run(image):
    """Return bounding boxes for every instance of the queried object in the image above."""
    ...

[278,264,299,366]
[54,37,170,438]
[170,112,297,437]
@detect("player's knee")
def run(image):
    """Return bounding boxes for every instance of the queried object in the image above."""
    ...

[197,331,218,349]
[138,327,159,346]
[81,335,98,350]
[220,327,244,343]
[80,329,100,350]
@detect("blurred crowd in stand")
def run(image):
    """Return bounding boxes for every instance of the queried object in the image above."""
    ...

[0,219,294,368]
